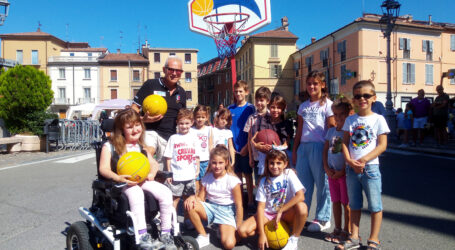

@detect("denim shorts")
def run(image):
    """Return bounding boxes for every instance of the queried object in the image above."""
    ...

[346,164,382,212]
[201,200,237,228]
[197,161,209,181]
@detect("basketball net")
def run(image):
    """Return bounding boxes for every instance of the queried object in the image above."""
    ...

[203,13,249,59]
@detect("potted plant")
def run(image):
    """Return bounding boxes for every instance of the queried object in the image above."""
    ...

[0,65,55,151]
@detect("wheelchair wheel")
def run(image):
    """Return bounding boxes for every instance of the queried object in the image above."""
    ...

[66,221,94,250]
[176,235,199,250]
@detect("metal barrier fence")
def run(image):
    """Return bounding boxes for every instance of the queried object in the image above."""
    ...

[44,119,102,152]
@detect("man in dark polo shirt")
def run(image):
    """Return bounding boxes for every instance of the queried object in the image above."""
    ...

[132,56,186,169]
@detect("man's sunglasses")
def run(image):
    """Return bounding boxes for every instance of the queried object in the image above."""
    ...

[166,67,183,74]
[353,93,375,100]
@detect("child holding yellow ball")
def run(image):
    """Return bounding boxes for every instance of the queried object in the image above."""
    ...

[98,108,175,249]
[237,150,308,250]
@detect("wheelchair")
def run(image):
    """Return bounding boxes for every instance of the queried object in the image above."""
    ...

[66,119,199,250]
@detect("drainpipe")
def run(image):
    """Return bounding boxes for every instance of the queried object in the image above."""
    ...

[330,33,336,96]
[128,60,131,100]
[73,64,75,105]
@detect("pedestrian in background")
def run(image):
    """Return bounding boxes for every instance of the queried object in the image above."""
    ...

[431,85,450,147]
[399,103,413,148]
[410,89,430,146]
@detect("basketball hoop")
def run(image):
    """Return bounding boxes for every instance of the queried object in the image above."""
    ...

[203,13,250,59]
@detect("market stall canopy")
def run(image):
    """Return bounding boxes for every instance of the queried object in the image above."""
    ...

[66,103,97,119]
[91,99,131,120]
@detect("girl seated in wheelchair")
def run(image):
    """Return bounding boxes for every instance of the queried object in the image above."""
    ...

[99,108,175,249]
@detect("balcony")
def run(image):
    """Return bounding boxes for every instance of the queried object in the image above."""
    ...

[48,56,98,63]
[78,97,95,104]
[21,59,41,66]
[53,98,70,105]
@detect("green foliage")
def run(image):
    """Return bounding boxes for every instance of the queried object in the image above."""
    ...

[0,65,54,135]
[24,110,59,136]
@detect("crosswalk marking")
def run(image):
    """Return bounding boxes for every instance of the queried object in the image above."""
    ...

[55,153,95,163]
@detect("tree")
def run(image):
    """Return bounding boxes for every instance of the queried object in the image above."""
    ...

[0,65,54,135]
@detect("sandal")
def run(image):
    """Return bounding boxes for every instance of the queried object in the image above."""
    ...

[334,237,361,250]
[339,230,351,242]
[324,228,341,244]
[366,240,381,250]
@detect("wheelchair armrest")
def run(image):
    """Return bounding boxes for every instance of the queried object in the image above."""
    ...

[155,171,173,180]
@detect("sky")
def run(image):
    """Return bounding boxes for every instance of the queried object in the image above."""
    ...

[1,0,453,62]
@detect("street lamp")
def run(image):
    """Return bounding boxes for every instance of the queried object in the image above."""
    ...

[0,0,9,25]
[380,0,400,136]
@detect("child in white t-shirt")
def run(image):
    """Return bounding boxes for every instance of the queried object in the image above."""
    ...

[292,71,335,232]
[212,108,235,166]
[164,109,200,209]
[191,105,213,191]
[338,81,390,250]
[237,150,308,250]
[184,145,243,249]
[323,97,353,244]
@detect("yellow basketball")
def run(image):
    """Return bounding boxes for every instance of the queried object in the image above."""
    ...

[264,220,291,249]
[117,152,150,183]
[191,0,213,16]
[143,94,167,116]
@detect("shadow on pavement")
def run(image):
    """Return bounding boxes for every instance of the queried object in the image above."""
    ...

[380,153,455,213]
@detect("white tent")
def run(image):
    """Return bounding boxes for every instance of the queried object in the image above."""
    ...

[91,99,131,120]
[66,103,97,119]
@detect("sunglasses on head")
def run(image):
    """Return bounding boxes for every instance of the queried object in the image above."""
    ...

[166,67,183,74]
[353,93,375,100]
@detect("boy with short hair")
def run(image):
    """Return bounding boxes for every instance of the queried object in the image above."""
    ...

[164,109,200,209]
[338,80,390,250]
[228,80,256,209]
[244,86,272,184]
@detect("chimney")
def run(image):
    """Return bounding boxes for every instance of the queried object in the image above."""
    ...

[117,49,121,54]
[311,37,316,43]
[137,49,140,54]
[429,15,433,25]
[281,16,289,31]
[145,40,149,48]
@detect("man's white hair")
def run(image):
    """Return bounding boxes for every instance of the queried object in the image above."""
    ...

[164,55,183,68]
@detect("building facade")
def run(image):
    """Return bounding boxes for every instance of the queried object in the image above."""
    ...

[48,48,107,116]
[197,57,232,111]
[98,52,149,102]
[235,17,299,110]
[142,46,199,108]
[292,14,455,110]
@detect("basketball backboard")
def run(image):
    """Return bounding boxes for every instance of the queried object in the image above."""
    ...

[188,0,271,37]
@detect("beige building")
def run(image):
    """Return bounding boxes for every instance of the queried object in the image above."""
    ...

[292,14,455,110]
[0,28,92,74]
[236,17,299,109]
[142,46,199,108]
[98,52,149,101]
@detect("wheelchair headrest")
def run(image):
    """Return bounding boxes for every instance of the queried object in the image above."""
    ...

[101,119,114,132]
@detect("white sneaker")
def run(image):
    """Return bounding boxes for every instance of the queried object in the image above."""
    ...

[196,234,210,248]
[307,220,331,232]
[282,235,299,250]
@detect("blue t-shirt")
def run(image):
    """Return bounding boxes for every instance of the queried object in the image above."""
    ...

[228,102,255,151]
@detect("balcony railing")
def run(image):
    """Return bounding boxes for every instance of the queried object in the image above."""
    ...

[48,56,98,63]
[78,97,95,104]
[21,59,41,65]
[53,98,70,105]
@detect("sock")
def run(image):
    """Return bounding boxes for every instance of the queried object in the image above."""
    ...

[139,229,147,235]
[162,229,171,234]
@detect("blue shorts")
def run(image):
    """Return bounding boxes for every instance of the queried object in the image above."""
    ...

[346,164,382,212]
[201,201,237,228]
[197,161,209,181]
[234,153,252,174]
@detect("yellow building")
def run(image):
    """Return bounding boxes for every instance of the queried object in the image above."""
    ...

[98,52,149,101]
[236,17,299,109]
[142,46,199,108]
[292,14,455,109]
[0,28,91,74]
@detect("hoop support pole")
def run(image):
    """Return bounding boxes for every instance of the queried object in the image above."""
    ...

[230,55,236,89]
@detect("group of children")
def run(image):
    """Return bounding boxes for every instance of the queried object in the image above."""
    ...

[98,74,390,250]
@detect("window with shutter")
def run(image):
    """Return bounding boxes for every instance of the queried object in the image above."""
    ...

[185,53,191,64]
[451,35,455,51]
[271,44,278,58]
[154,53,160,63]
[110,70,117,81]
[185,72,191,83]
[425,64,433,85]
[341,65,346,85]
[133,70,140,82]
